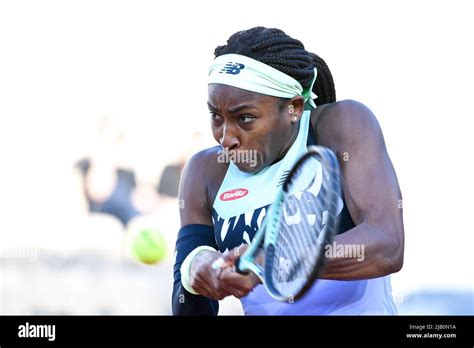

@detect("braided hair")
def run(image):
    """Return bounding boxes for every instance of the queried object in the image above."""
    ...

[214,27,336,106]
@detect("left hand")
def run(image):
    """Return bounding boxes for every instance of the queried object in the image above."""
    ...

[215,244,262,299]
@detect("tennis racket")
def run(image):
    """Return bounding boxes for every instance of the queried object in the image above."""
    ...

[213,145,342,302]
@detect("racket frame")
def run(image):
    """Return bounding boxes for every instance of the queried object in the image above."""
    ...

[236,145,341,302]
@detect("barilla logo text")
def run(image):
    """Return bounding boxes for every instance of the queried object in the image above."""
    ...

[219,62,245,75]
[220,188,249,201]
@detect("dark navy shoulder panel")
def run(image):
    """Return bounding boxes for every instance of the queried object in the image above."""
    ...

[307,118,356,235]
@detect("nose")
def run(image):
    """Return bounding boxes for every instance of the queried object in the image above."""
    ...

[220,124,240,150]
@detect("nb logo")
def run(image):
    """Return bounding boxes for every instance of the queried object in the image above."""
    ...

[219,62,245,75]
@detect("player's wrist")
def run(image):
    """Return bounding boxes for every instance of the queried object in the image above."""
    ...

[180,246,217,295]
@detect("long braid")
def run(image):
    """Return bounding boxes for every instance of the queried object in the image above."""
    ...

[309,52,336,105]
[214,27,336,106]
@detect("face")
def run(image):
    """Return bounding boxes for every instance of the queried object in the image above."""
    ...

[208,84,304,173]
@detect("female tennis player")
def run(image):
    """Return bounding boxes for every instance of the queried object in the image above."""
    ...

[172,27,404,315]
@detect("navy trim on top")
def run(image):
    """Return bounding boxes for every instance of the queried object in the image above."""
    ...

[306,116,356,235]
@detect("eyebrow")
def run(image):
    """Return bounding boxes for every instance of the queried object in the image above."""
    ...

[207,101,218,111]
[207,101,258,114]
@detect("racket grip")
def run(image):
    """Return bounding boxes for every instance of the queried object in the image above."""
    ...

[234,256,249,275]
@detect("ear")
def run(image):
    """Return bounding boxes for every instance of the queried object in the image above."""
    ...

[284,96,305,124]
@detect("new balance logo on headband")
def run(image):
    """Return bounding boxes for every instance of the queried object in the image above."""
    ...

[219,62,245,75]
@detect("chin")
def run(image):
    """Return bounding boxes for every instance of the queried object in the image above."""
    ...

[234,161,262,173]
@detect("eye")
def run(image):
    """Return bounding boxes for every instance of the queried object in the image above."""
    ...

[239,115,255,123]
[210,112,223,123]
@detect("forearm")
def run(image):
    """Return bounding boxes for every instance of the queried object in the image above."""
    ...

[172,278,219,315]
[173,249,220,315]
[320,222,403,280]
[172,224,220,315]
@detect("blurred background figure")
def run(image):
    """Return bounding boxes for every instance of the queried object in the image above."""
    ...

[74,113,191,228]
[156,161,184,198]
[76,114,142,226]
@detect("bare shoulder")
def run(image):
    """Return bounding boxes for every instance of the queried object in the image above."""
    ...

[182,145,229,206]
[186,145,223,171]
[311,99,384,150]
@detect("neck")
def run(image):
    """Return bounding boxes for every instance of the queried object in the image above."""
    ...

[271,122,299,165]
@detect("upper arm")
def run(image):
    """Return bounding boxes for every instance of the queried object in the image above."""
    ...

[325,100,404,244]
[178,150,213,227]
[178,146,227,226]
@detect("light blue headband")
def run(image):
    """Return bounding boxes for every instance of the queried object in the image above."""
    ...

[209,54,318,108]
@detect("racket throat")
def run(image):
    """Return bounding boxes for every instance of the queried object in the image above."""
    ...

[236,256,264,282]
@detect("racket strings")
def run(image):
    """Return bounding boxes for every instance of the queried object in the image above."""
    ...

[270,153,340,296]
[275,185,325,281]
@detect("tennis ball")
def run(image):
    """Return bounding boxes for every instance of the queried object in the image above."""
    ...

[131,228,167,265]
